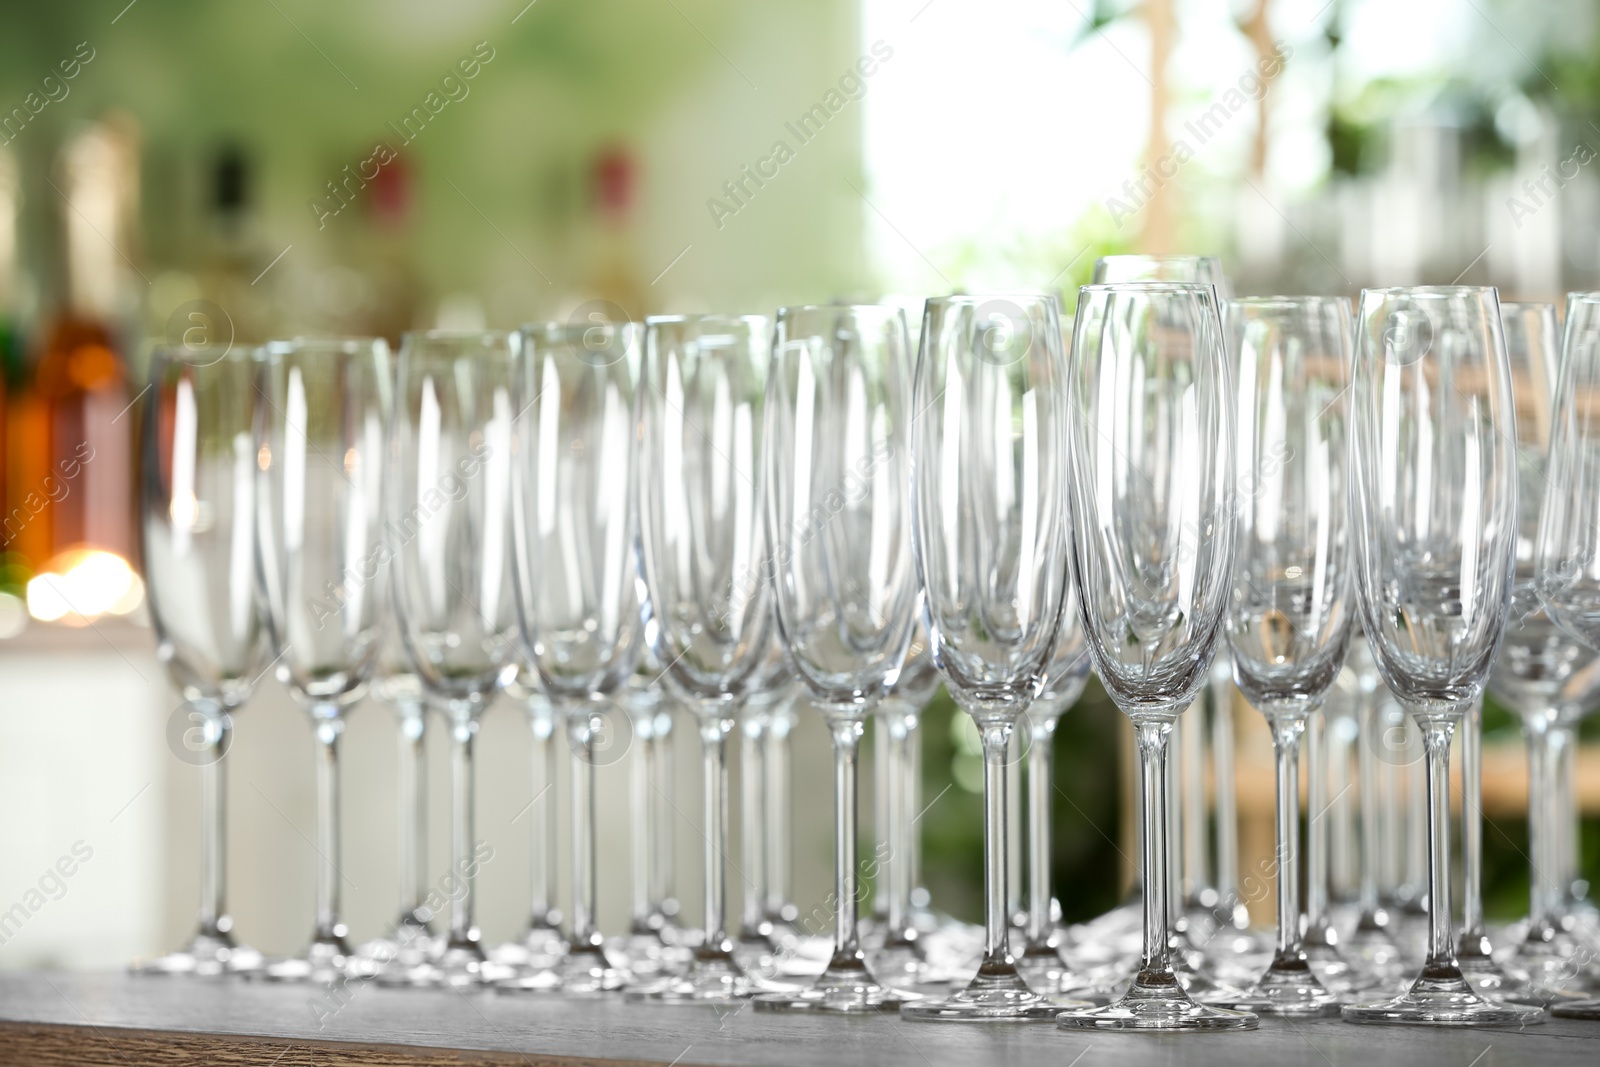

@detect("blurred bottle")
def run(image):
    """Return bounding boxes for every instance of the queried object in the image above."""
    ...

[0,146,24,622]
[584,143,644,320]
[21,116,142,624]
[195,142,270,346]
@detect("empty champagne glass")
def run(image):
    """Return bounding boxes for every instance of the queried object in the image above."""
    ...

[1342,629,1405,978]
[1534,292,1600,1021]
[1211,296,1354,1018]
[634,314,775,1004]
[137,345,266,977]
[901,293,1078,1022]
[1482,300,1600,1006]
[1343,287,1540,1026]
[1056,283,1255,1032]
[753,304,919,1013]
[390,330,520,987]
[256,337,391,983]
[505,320,643,993]
[491,673,567,980]
[1090,255,1237,936]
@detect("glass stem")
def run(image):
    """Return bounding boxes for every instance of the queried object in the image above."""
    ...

[907,707,927,910]
[311,704,345,946]
[1134,717,1175,981]
[699,711,736,958]
[1418,715,1459,974]
[1025,713,1057,946]
[764,700,795,920]
[1525,716,1552,934]
[1461,700,1486,941]
[448,708,479,949]
[1211,675,1239,904]
[1358,690,1382,916]
[567,703,601,952]
[1166,717,1183,931]
[529,703,558,927]
[654,706,679,921]
[1550,725,1577,917]
[979,719,1017,970]
[827,715,867,971]
[740,707,768,936]
[1180,706,1208,904]
[631,713,655,931]
[873,709,892,923]
[1268,715,1306,961]
[198,703,230,937]
[1305,710,1329,935]
[397,700,427,924]
[884,708,912,940]
[1006,729,1024,927]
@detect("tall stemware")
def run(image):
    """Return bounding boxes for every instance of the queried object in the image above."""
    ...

[1342,286,1539,1026]
[1210,296,1354,1017]
[1090,254,1239,936]
[634,314,775,1004]
[1534,292,1600,1021]
[1480,300,1600,1005]
[901,292,1078,1022]
[753,304,919,1013]
[390,330,520,987]
[256,337,391,983]
[505,320,643,993]
[138,345,266,977]
[1056,282,1254,1032]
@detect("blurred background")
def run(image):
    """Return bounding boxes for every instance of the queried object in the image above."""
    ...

[0,0,1597,970]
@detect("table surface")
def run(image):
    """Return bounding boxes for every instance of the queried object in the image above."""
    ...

[0,971,1595,1067]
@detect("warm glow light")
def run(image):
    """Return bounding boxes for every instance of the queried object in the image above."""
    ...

[26,548,144,625]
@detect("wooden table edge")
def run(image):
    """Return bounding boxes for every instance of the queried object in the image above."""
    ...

[0,1019,720,1067]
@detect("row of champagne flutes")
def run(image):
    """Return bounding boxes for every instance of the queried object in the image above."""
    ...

[134,251,1600,1031]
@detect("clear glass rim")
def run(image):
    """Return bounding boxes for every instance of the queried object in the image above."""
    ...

[1359,285,1497,298]
[644,312,770,329]
[774,302,906,318]
[1565,290,1600,306]
[1095,253,1221,265]
[1078,281,1216,295]
[400,328,514,344]
[923,290,1060,308]
[1227,294,1349,308]
[259,335,390,354]
[151,343,259,363]
[520,320,643,340]
[1501,300,1557,313]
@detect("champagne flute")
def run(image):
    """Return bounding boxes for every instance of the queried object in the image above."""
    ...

[1056,282,1255,1032]
[1090,254,1239,937]
[505,320,644,993]
[753,304,919,1013]
[1211,296,1355,1017]
[390,330,520,987]
[492,674,568,980]
[137,344,266,977]
[1534,292,1600,1021]
[1342,286,1540,1026]
[633,314,775,1004]
[901,293,1078,1022]
[256,337,391,983]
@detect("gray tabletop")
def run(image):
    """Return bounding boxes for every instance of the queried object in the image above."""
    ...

[0,971,1594,1066]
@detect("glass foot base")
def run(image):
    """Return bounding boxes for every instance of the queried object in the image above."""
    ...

[1342,973,1548,1026]
[260,939,355,984]
[899,967,1085,1022]
[1057,997,1259,1032]
[1210,961,1342,1017]
[551,944,631,994]
[133,932,262,977]
[627,954,754,1005]
[1015,952,1115,1005]
[490,922,569,972]
[1552,997,1600,1020]
[752,970,916,1014]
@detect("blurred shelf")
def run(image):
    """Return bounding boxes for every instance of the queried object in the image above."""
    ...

[1,971,1598,1066]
